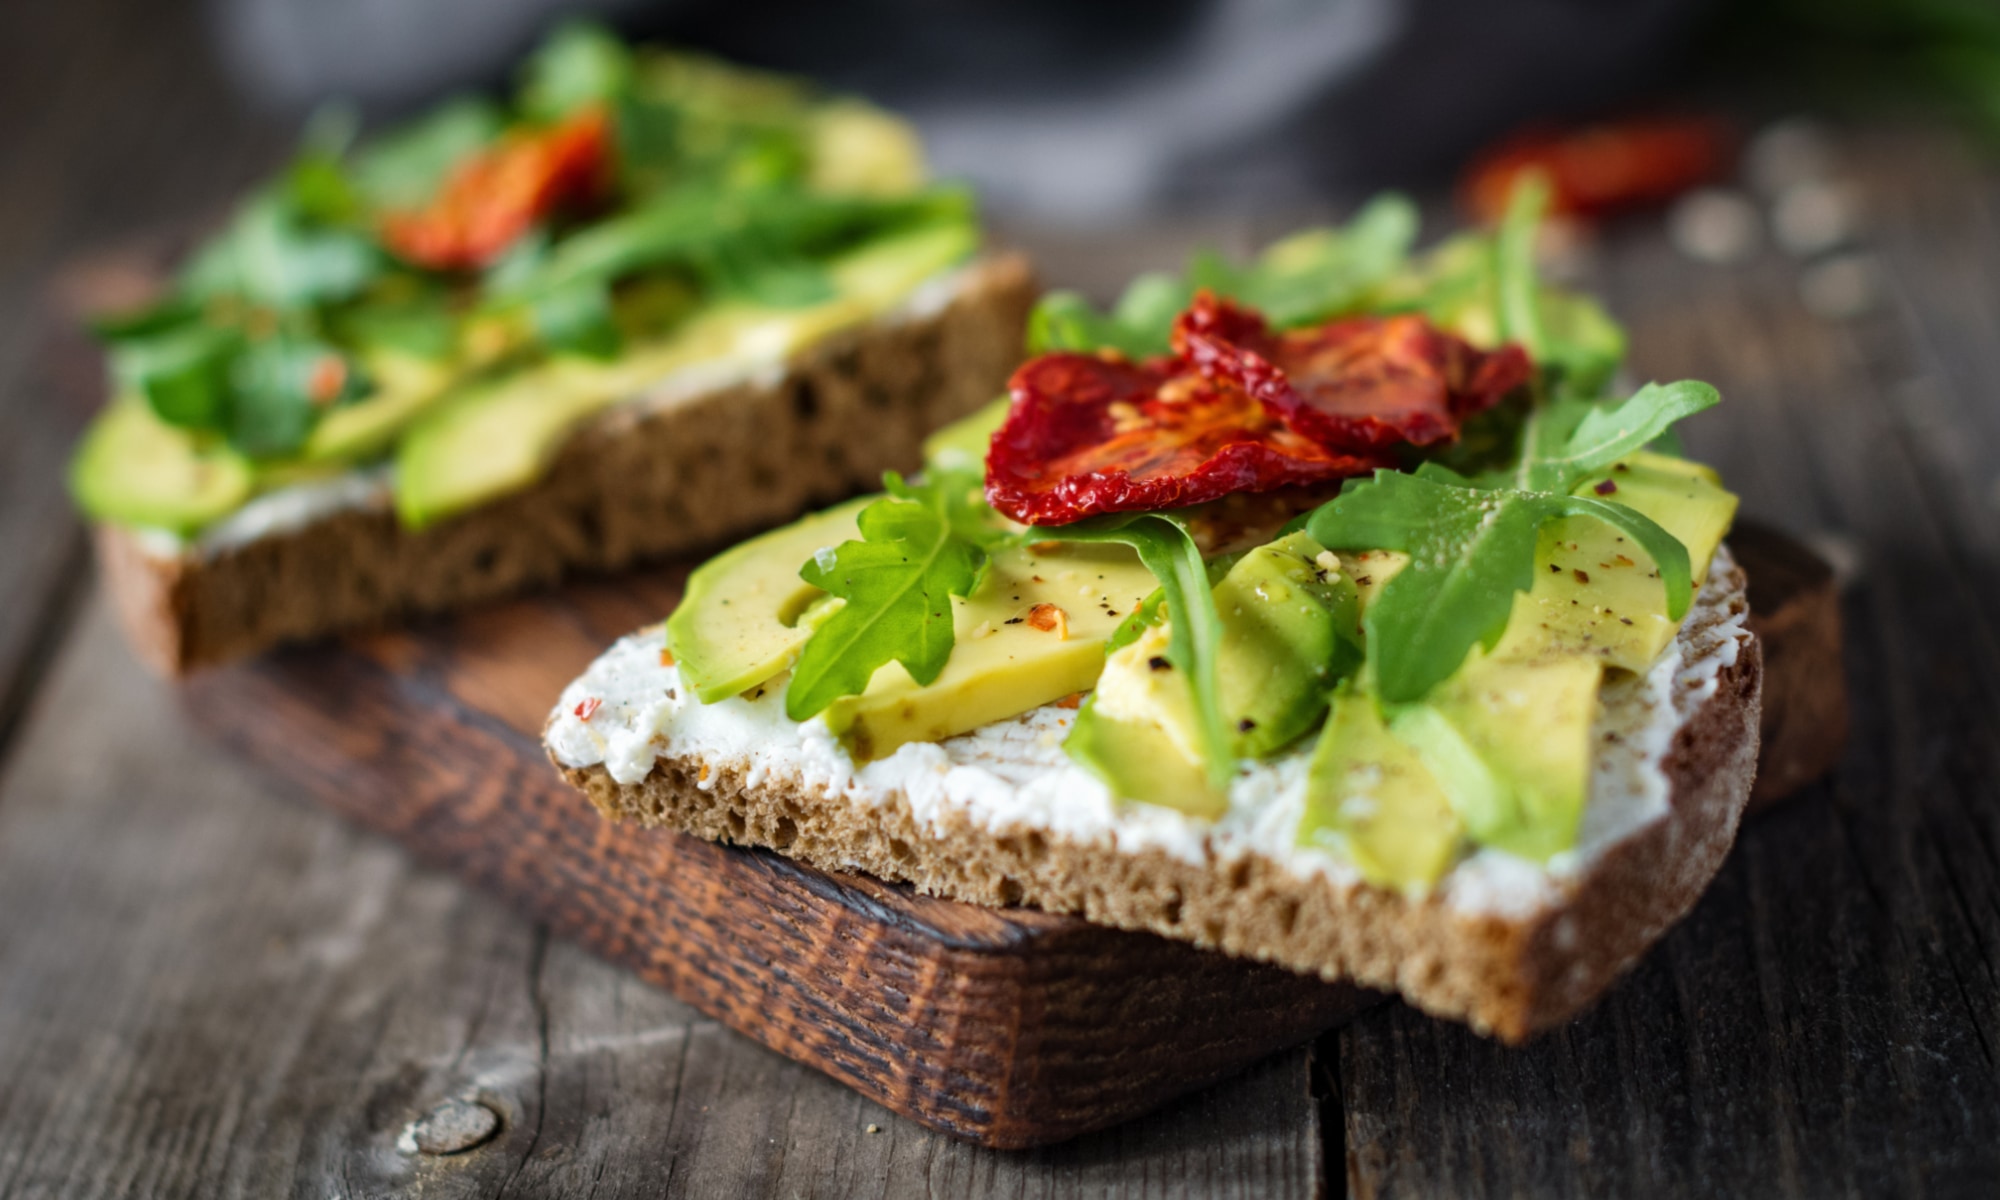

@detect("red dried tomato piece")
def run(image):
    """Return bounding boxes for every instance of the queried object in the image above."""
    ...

[1175,293,1531,452]
[380,107,613,271]
[1460,117,1732,223]
[985,352,1384,526]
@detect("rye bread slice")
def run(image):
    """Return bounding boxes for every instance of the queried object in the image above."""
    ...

[97,254,1036,673]
[553,554,1760,1042]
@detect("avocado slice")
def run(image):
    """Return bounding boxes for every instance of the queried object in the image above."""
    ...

[299,351,455,465]
[1300,684,1462,890]
[1065,696,1227,820]
[667,495,871,703]
[1494,451,1738,670]
[393,223,977,529]
[70,401,254,535]
[1069,532,1362,810]
[820,542,1157,761]
[1401,650,1604,860]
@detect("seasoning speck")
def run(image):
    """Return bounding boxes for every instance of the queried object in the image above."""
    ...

[1148,656,1172,672]
[1573,568,1591,584]
[574,697,602,720]
[1594,479,1618,495]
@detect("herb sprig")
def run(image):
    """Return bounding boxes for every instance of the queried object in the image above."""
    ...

[783,469,1007,722]
[1306,380,1719,703]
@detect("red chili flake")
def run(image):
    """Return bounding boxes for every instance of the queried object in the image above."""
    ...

[1460,116,1733,223]
[1055,692,1087,710]
[1174,293,1532,453]
[986,350,1385,525]
[307,356,348,406]
[380,106,613,271]
[659,646,676,667]
[1594,478,1619,495]
[1025,603,1069,638]
[574,696,603,720]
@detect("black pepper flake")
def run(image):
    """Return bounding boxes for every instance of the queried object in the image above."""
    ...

[1237,718,1258,733]
[1004,617,1024,625]
[1594,479,1618,495]
[1107,610,1119,617]
[1148,656,1172,671]
[1614,462,1630,472]
[1573,568,1591,584]
[1620,616,1634,625]
[1357,576,1373,586]
[1550,563,1562,573]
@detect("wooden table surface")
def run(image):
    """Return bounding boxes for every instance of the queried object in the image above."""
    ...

[5,3,2000,1196]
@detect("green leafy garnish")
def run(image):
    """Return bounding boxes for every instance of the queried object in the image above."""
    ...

[1307,380,1719,704]
[784,469,1004,722]
[1025,194,1418,359]
[1027,514,1234,790]
[1191,194,1419,328]
[1493,172,1549,362]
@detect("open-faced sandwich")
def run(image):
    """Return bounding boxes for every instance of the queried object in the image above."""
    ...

[545,184,1758,1041]
[72,21,1033,672]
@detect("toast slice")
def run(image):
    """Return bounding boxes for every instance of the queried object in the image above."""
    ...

[98,255,1035,673]
[547,546,1760,1043]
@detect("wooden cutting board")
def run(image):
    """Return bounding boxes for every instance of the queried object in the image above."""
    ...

[180,520,1845,1149]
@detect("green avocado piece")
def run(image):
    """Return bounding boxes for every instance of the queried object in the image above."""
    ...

[820,541,1157,761]
[921,396,1008,476]
[1065,696,1227,820]
[667,495,871,703]
[69,400,255,535]
[1299,684,1462,890]
[392,221,977,529]
[1399,650,1604,860]
[299,351,455,465]
[1494,450,1738,671]
[1070,532,1361,811]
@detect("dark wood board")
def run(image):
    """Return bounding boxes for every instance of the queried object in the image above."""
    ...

[177,514,1841,1149]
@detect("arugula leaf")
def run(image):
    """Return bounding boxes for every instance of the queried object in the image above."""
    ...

[350,97,504,211]
[784,471,994,722]
[1192,193,1419,328]
[519,20,634,121]
[110,320,241,430]
[1025,195,1417,359]
[1308,378,1716,703]
[530,277,622,359]
[1493,172,1550,362]
[1027,289,1175,360]
[1029,514,1234,790]
[1506,380,1721,493]
[1307,470,1691,704]
[228,333,368,457]
[181,193,380,311]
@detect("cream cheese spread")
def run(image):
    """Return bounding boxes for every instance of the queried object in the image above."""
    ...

[545,547,1752,917]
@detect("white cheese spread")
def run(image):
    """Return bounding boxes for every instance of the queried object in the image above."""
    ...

[545,548,1752,917]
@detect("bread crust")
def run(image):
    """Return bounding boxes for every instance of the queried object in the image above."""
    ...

[97,255,1037,673]
[561,567,1761,1042]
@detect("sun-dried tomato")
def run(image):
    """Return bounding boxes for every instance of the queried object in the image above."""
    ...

[1174,293,1531,452]
[1460,116,1732,223]
[985,351,1385,525]
[380,107,613,271]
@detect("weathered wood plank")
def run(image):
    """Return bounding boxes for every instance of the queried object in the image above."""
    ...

[0,598,1326,1197]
